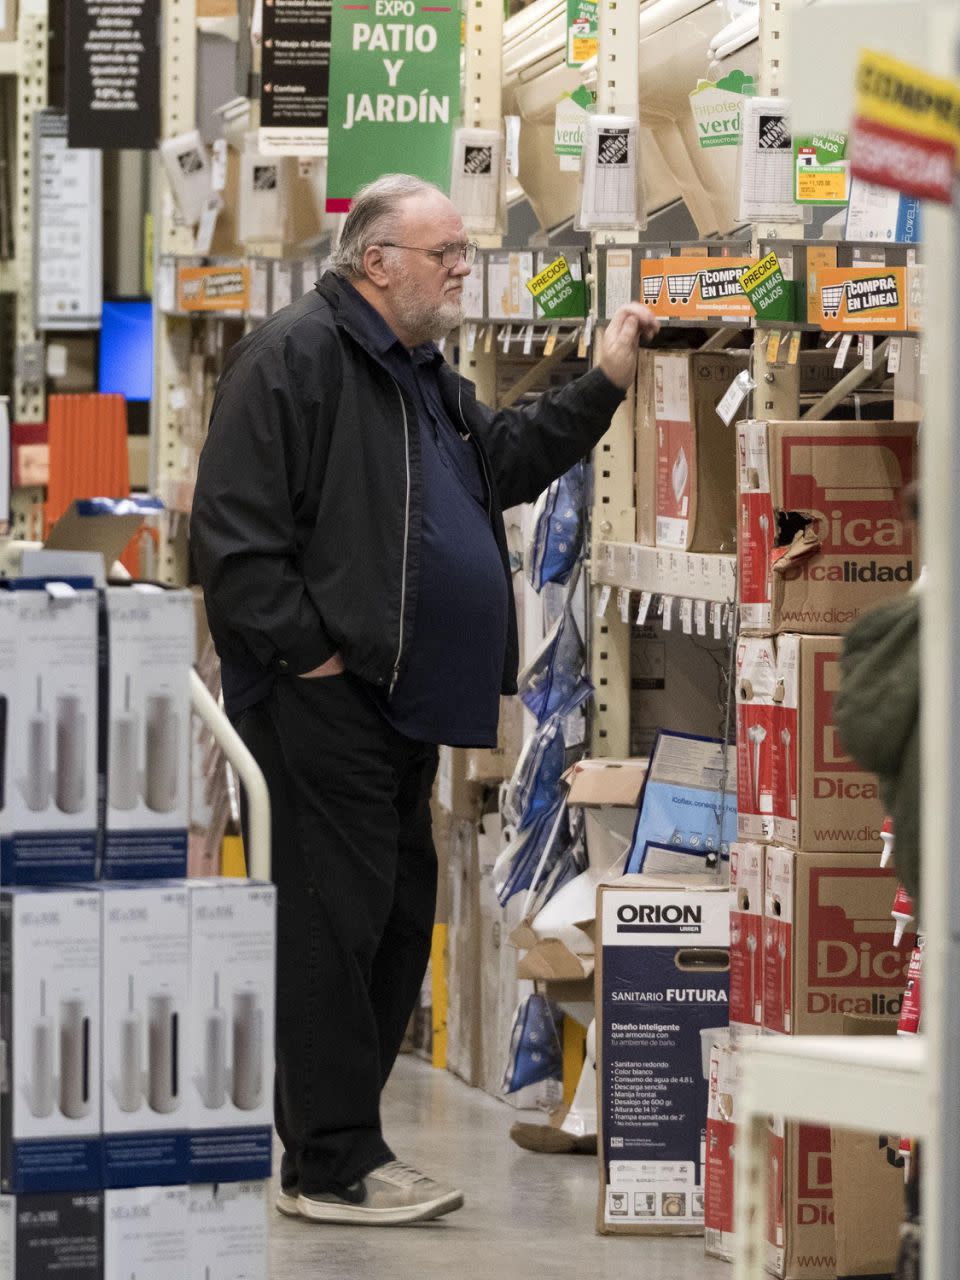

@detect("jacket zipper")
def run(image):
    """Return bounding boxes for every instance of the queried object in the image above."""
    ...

[389,376,412,697]
[457,380,493,519]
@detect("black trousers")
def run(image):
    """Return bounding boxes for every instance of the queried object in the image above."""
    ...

[235,672,440,1194]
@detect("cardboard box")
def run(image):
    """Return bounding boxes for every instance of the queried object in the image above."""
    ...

[188,1182,268,1279]
[436,747,483,820]
[630,622,732,760]
[596,876,729,1235]
[465,697,523,783]
[445,820,482,1087]
[830,1129,904,1279]
[0,1191,104,1278]
[2,589,101,884]
[730,843,765,1036]
[774,635,884,852]
[100,883,190,1188]
[104,587,194,879]
[0,887,103,1193]
[738,419,918,635]
[766,1119,836,1279]
[704,1038,741,1261]
[565,758,647,872]
[762,848,911,1036]
[652,351,749,553]
[104,1185,188,1276]
[735,638,779,841]
[635,349,657,546]
[187,880,276,1182]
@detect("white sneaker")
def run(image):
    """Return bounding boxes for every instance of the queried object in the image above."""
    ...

[275,1186,301,1217]
[297,1160,464,1226]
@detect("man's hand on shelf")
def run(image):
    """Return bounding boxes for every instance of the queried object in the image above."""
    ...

[597,302,661,390]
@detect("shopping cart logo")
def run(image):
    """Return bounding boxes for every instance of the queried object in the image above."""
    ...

[642,274,664,304]
[820,274,900,318]
[667,271,701,305]
[666,267,745,306]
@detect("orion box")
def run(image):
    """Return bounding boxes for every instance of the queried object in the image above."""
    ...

[596,876,729,1235]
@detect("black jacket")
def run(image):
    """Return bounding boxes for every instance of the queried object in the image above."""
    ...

[191,273,625,696]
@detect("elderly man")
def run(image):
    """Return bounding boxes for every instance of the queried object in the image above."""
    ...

[191,173,658,1226]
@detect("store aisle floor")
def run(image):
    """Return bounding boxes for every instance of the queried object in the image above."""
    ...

[269,1054,731,1279]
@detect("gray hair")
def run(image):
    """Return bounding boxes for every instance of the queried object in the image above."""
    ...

[328,173,446,279]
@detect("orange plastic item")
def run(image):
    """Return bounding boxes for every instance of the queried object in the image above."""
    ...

[44,393,130,536]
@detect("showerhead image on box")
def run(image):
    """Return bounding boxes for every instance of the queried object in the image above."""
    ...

[104,588,194,879]
[1,886,102,1193]
[3,589,100,884]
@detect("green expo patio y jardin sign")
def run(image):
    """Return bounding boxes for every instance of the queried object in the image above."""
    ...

[326,1,462,211]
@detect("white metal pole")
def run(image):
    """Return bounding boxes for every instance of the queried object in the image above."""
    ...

[190,670,272,881]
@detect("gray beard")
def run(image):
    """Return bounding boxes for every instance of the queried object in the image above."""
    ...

[388,259,463,344]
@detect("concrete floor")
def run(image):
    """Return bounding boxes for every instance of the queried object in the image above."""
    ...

[269,1055,731,1279]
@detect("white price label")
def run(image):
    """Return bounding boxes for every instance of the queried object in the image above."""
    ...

[711,602,722,640]
[636,591,652,624]
[211,138,228,192]
[501,324,513,353]
[695,599,707,636]
[863,333,874,371]
[618,587,631,623]
[523,324,534,356]
[887,337,902,374]
[834,333,854,369]
[596,584,612,619]
[680,598,693,634]
[716,370,756,427]
[662,596,674,631]
[159,259,176,313]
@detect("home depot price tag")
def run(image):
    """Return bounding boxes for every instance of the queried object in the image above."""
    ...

[566,0,598,68]
[662,596,674,631]
[887,336,902,374]
[679,598,693,634]
[851,48,960,203]
[618,588,631,623]
[717,369,757,426]
[694,599,707,635]
[794,132,850,205]
[834,332,854,369]
[636,591,653,624]
[596,584,612,619]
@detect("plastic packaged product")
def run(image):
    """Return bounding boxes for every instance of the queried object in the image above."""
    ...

[503,715,567,831]
[527,463,585,590]
[518,609,594,725]
[494,800,564,906]
[494,800,585,908]
[501,994,564,1094]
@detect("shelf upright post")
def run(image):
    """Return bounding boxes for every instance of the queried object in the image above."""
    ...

[588,0,641,757]
[7,0,48,541]
[750,0,802,427]
[151,0,198,584]
[918,10,960,1277]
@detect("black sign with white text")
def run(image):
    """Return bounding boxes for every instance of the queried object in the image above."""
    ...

[66,0,161,150]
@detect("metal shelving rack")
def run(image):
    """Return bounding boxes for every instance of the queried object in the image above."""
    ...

[1,0,48,540]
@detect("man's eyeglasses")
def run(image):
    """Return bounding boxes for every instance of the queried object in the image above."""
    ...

[379,241,479,269]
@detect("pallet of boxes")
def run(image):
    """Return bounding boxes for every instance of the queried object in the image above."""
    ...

[706,417,919,1277]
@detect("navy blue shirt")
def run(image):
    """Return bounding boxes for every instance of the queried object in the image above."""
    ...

[221,279,508,748]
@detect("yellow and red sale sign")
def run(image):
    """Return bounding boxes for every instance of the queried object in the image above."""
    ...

[640,256,756,320]
[850,49,960,204]
[808,266,908,332]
